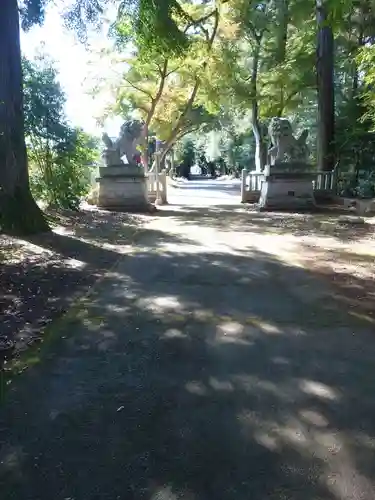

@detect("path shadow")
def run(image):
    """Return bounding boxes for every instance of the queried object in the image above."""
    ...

[1,208,192,347]
[156,204,374,241]
[1,223,375,499]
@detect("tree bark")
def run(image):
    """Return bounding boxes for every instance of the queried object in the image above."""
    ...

[276,0,289,63]
[160,126,198,167]
[245,6,270,171]
[316,0,335,172]
[252,120,267,171]
[250,43,267,171]
[275,0,289,115]
[0,0,49,234]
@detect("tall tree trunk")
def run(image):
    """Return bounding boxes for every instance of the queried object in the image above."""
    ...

[352,13,364,98]
[275,0,289,115]
[250,43,266,171]
[0,0,49,234]
[252,120,267,171]
[143,59,168,171]
[276,0,289,63]
[316,0,335,172]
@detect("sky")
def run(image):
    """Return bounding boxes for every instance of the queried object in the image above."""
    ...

[21,4,122,137]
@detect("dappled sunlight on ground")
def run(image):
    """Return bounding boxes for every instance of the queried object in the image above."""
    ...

[149,203,375,327]
[1,189,375,499]
[10,236,369,497]
[0,207,145,351]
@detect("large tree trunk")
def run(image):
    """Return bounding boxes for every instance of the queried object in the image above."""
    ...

[0,0,49,234]
[316,0,335,172]
[275,0,289,115]
[276,0,289,63]
[252,120,267,171]
[250,43,267,171]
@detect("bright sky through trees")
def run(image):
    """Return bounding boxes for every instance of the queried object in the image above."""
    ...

[21,4,121,137]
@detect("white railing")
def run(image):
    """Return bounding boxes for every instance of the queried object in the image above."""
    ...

[147,152,168,205]
[312,171,336,191]
[241,170,264,203]
[147,171,167,204]
[241,168,336,203]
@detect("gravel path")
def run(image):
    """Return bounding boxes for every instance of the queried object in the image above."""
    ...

[1,182,375,500]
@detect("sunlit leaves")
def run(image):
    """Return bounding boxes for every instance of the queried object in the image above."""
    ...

[23,54,99,209]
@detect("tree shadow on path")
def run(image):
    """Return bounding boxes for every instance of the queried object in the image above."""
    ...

[157,203,374,241]
[1,209,375,500]
[1,208,190,350]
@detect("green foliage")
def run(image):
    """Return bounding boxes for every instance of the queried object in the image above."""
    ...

[134,0,190,56]
[20,0,48,30]
[336,98,375,170]
[334,96,375,198]
[29,128,98,210]
[20,0,107,37]
[190,0,375,181]
[23,55,66,141]
[356,173,375,198]
[200,126,255,169]
[21,0,194,53]
[20,0,375,193]
[23,55,99,210]
[357,45,375,125]
[97,1,223,159]
[178,138,196,168]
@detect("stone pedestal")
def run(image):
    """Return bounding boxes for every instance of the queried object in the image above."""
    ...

[259,162,316,211]
[96,164,152,211]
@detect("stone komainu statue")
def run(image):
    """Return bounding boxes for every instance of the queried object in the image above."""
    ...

[268,117,309,165]
[102,119,145,167]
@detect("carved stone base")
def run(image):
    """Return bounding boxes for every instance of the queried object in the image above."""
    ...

[259,163,316,211]
[96,164,151,212]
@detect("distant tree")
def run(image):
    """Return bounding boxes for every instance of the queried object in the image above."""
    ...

[23,54,99,209]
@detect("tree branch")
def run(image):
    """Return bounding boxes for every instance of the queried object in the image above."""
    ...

[160,126,201,165]
[183,8,215,31]
[174,126,200,143]
[123,78,154,101]
[145,59,168,128]
[166,65,181,77]
[182,1,225,38]
[163,9,220,155]
[137,104,151,114]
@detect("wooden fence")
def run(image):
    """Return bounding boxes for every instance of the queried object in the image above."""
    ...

[241,169,337,203]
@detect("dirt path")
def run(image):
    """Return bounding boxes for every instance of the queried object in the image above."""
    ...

[1,195,375,500]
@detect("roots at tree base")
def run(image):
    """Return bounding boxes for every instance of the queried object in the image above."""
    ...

[0,187,50,235]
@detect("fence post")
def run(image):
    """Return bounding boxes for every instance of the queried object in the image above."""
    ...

[143,150,148,175]
[169,149,175,178]
[331,166,338,194]
[160,171,168,204]
[154,152,161,205]
[241,169,247,203]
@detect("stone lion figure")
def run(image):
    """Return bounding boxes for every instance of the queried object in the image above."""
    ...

[268,117,309,165]
[102,119,145,166]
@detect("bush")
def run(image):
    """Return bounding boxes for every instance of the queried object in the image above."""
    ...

[28,128,99,210]
[338,171,375,199]
[356,173,375,199]
[23,54,99,210]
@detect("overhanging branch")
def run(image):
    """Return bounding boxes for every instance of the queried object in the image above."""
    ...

[123,78,155,101]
